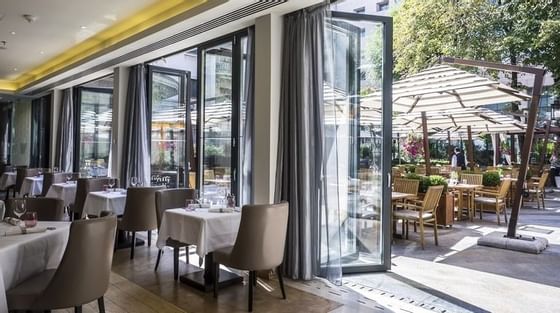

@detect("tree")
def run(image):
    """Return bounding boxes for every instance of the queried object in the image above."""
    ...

[390,0,560,93]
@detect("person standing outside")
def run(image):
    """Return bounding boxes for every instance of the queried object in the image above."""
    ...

[451,147,467,170]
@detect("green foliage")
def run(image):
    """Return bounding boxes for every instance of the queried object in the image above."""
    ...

[388,0,560,93]
[404,173,447,193]
[483,171,501,187]
[360,145,373,159]
[204,144,224,157]
[404,164,416,173]
[428,175,448,192]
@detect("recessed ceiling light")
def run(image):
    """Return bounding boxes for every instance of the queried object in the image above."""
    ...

[39,51,44,54]
[10,31,15,35]
[13,68,18,71]
[80,25,87,29]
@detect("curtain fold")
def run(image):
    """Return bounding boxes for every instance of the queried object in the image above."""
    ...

[275,4,334,281]
[241,28,255,205]
[120,64,151,187]
[55,88,74,172]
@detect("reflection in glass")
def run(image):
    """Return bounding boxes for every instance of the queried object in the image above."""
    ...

[201,42,233,203]
[322,17,385,270]
[150,72,186,188]
[79,89,112,177]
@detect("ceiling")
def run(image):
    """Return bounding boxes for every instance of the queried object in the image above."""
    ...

[0,0,160,80]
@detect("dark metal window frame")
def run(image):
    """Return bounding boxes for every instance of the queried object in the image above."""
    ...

[73,86,114,173]
[329,11,393,273]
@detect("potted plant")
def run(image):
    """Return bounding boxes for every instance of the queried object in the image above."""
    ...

[482,171,501,191]
[426,175,454,227]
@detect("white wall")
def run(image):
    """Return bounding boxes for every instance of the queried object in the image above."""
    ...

[253,13,283,204]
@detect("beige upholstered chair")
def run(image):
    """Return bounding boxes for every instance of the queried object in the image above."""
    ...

[6,215,117,313]
[7,197,65,221]
[393,186,444,249]
[474,179,511,225]
[118,186,164,259]
[70,177,117,220]
[213,203,289,312]
[527,171,549,209]
[155,188,196,280]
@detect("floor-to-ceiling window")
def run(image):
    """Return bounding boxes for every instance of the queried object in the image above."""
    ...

[322,10,392,272]
[0,102,12,164]
[75,76,113,176]
[148,29,252,204]
[30,95,51,168]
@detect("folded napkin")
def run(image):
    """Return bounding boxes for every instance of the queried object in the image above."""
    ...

[4,217,21,226]
[208,208,234,213]
[2,227,47,236]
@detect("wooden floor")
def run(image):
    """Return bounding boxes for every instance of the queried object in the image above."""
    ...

[55,239,342,313]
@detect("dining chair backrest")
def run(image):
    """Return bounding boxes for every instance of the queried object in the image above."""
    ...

[498,179,512,198]
[30,215,117,310]
[120,186,164,231]
[538,171,549,189]
[7,197,65,221]
[155,188,197,227]
[72,177,117,217]
[15,167,37,193]
[430,167,441,175]
[229,202,289,271]
[393,178,419,196]
[460,173,483,185]
[511,168,519,179]
[422,186,444,215]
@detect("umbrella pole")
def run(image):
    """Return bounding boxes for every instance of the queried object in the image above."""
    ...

[422,112,431,175]
[447,131,452,160]
[539,120,551,172]
[510,134,517,164]
[467,126,474,170]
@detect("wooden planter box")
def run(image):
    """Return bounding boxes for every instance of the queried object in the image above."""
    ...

[437,192,455,226]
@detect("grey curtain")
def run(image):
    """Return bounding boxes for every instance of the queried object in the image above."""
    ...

[120,64,150,187]
[275,5,328,281]
[241,28,255,205]
[55,88,74,172]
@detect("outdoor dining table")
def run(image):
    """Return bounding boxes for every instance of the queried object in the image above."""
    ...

[0,173,15,191]
[83,190,127,217]
[20,176,43,197]
[156,207,243,292]
[0,221,70,313]
[45,182,77,207]
[448,183,482,221]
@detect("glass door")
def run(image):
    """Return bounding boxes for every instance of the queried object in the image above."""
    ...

[322,11,392,272]
[199,40,235,202]
[148,66,192,188]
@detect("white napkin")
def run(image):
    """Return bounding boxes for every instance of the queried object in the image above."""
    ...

[2,227,48,236]
[4,217,20,226]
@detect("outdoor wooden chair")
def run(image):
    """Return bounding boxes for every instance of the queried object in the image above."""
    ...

[460,173,483,185]
[474,179,511,225]
[527,171,549,210]
[393,185,444,249]
[393,178,420,197]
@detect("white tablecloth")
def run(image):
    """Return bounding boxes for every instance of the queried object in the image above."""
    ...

[20,176,43,196]
[0,173,15,190]
[45,183,77,207]
[0,221,70,313]
[156,208,241,257]
[83,191,127,217]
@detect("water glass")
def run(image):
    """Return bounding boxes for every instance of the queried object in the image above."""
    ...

[66,174,73,183]
[23,212,37,228]
[13,199,26,220]
[108,178,116,191]
[185,199,196,211]
[462,179,467,185]
[130,176,138,187]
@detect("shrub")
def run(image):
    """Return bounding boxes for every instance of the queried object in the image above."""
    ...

[483,171,501,187]
[428,175,448,192]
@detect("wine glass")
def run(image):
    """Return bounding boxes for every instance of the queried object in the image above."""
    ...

[108,178,116,191]
[185,199,196,211]
[66,173,73,184]
[137,178,143,187]
[130,176,138,187]
[53,166,59,173]
[13,199,26,222]
[37,168,43,177]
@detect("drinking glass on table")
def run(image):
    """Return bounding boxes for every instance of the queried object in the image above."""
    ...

[108,178,116,191]
[185,199,196,211]
[66,173,73,184]
[37,168,43,177]
[13,199,26,222]
[462,179,467,185]
[130,176,138,187]
[137,178,143,187]
[53,166,59,173]
[23,212,37,228]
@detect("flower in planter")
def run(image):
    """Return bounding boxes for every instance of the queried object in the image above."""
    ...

[403,133,424,163]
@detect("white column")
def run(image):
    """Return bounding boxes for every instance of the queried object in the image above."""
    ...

[112,66,130,181]
[253,13,283,204]
[50,89,63,167]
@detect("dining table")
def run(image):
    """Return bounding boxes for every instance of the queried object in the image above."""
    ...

[20,176,43,197]
[83,190,127,217]
[0,221,71,313]
[45,182,77,207]
[448,183,482,221]
[156,207,243,292]
[0,173,15,191]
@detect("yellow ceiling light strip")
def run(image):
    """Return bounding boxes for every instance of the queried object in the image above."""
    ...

[3,0,206,92]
